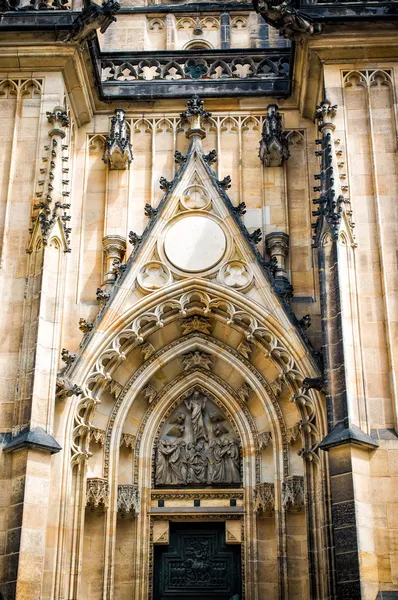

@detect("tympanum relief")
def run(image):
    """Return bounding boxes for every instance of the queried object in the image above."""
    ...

[155,390,241,487]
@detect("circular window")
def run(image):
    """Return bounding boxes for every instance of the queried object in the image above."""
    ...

[164,215,226,273]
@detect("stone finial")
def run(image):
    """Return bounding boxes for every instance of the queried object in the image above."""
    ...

[315,99,338,129]
[180,95,211,139]
[253,0,322,40]
[117,484,140,517]
[282,475,305,512]
[259,104,289,167]
[254,482,275,513]
[86,478,109,510]
[265,231,293,300]
[103,108,133,170]
[102,235,126,287]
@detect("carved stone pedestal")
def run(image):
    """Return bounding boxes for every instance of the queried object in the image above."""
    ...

[265,231,293,300]
[102,234,126,287]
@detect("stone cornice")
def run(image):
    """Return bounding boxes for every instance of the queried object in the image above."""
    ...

[0,39,93,126]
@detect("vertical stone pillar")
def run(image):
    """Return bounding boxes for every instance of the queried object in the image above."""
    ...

[312,100,378,599]
[102,108,132,286]
[102,235,126,287]
[265,232,292,298]
[220,13,231,49]
[166,14,177,50]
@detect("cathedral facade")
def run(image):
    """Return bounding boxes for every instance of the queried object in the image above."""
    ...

[0,0,397,599]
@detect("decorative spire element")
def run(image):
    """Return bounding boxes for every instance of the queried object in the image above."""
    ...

[312,100,344,246]
[180,95,212,139]
[259,104,289,167]
[103,108,133,170]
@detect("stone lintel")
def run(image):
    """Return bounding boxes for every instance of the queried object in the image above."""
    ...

[3,427,62,454]
[320,422,378,452]
[150,506,244,514]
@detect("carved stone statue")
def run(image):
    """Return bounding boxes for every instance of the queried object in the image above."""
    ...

[184,390,208,443]
[155,389,242,487]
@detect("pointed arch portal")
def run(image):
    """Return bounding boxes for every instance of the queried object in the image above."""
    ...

[55,102,330,600]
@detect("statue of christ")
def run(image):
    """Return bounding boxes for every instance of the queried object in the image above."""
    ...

[184,390,208,443]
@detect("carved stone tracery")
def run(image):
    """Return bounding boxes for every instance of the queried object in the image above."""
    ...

[86,478,109,510]
[254,482,275,513]
[282,475,305,512]
[117,484,140,517]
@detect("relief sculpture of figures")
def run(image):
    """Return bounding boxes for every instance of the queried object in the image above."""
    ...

[155,390,242,487]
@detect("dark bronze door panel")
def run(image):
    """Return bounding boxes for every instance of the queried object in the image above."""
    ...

[154,522,241,600]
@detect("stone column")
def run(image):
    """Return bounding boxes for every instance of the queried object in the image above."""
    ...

[265,231,292,298]
[166,14,177,50]
[102,234,126,287]
[220,13,231,49]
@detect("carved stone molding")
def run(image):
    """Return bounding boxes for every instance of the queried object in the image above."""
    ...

[282,475,305,512]
[102,234,126,287]
[254,482,275,514]
[259,104,289,167]
[117,484,140,517]
[86,478,109,510]
[180,350,212,371]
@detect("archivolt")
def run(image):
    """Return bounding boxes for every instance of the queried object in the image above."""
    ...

[67,280,321,465]
[102,333,290,482]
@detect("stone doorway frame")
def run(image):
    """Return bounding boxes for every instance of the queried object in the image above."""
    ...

[150,514,245,600]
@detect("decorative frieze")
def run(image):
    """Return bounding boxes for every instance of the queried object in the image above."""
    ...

[259,104,289,167]
[86,478,109,510]
[282,476,305,512]
[103,108,133,170]
[254,482,275,514]
[117,484,140,517]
